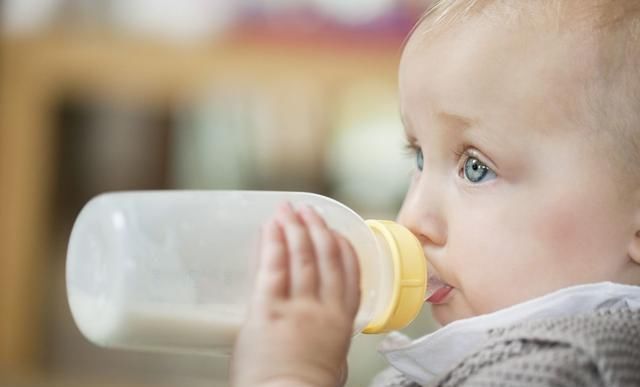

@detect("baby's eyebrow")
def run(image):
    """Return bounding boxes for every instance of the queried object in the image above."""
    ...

[399,107,411,131]
[436,111,474,132]
[400,109,475,138]
[399,111,417,144]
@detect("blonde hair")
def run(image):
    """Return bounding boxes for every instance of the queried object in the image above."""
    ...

[416,0,640,32]
[408,0,640,182]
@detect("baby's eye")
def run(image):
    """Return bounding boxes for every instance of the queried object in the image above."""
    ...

[416,148,424,171]
[462,156,496,183]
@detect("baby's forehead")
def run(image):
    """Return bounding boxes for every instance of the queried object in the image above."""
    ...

[402,0,640,119]
[401,10,598,115]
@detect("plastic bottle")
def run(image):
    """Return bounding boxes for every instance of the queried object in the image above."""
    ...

[66,191,427,355]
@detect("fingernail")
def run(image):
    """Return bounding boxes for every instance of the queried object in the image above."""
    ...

[298,204,311,217]
[277,201,291,215]
[297,207,312,225]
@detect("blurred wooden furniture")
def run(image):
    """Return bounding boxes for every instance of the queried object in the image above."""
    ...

[0,31,398,381]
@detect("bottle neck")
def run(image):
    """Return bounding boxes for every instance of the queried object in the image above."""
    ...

[361,220,427,334]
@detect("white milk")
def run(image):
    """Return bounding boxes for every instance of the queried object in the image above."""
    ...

[69,290,374,355]
[69,292,244,355]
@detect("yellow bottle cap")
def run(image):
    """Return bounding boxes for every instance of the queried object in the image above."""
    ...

[362,220,427,334]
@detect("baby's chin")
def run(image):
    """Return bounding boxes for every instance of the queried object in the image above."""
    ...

[430,294,477,326]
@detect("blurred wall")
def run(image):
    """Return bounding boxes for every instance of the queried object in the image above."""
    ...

[0,1,437,386]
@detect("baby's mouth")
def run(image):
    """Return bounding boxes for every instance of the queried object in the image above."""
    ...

[425,273,454,304]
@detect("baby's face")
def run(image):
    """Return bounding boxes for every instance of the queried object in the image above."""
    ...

[397,16,639,325]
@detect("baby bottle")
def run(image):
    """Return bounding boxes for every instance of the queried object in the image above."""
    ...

[66,190,427,355]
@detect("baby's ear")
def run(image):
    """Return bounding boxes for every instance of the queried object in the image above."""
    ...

[629,230,640,265]
[629,191,640,264]
[628,191,640,265]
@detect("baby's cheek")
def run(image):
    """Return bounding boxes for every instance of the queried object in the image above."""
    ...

[470,200,581,309]
[532,201,582,258]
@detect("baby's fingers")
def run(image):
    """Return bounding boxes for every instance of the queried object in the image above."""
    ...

[299,206,345,304]
[277,203,319,298]
[253,219,288,305]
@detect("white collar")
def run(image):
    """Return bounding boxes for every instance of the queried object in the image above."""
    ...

[378,282,640,386]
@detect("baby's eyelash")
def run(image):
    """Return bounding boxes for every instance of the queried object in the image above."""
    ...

[453,144,479,162]
[402,141,488,167]
[402,141,475,163]
[453,146,467,161]
[403,138,420,156]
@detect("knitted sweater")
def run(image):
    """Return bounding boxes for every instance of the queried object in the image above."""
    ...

[369,307,640,387]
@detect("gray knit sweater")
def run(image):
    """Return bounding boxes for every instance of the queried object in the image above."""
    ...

[370,307,640,387]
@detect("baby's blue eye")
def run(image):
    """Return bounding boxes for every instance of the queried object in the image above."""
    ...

[416,148,424,171]
[463,157,496,183]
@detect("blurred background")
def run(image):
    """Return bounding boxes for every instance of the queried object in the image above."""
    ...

[0,1,438,386]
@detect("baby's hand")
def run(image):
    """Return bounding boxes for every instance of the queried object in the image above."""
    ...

[231,203,361,387]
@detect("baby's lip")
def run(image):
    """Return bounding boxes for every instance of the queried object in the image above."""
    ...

[425,272,454,304]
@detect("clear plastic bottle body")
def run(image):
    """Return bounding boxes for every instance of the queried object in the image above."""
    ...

[66,191,397,355]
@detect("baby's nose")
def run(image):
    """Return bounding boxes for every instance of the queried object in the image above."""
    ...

[396,186,447,248]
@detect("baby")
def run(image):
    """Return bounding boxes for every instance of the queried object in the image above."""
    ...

[231,0,640,386]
